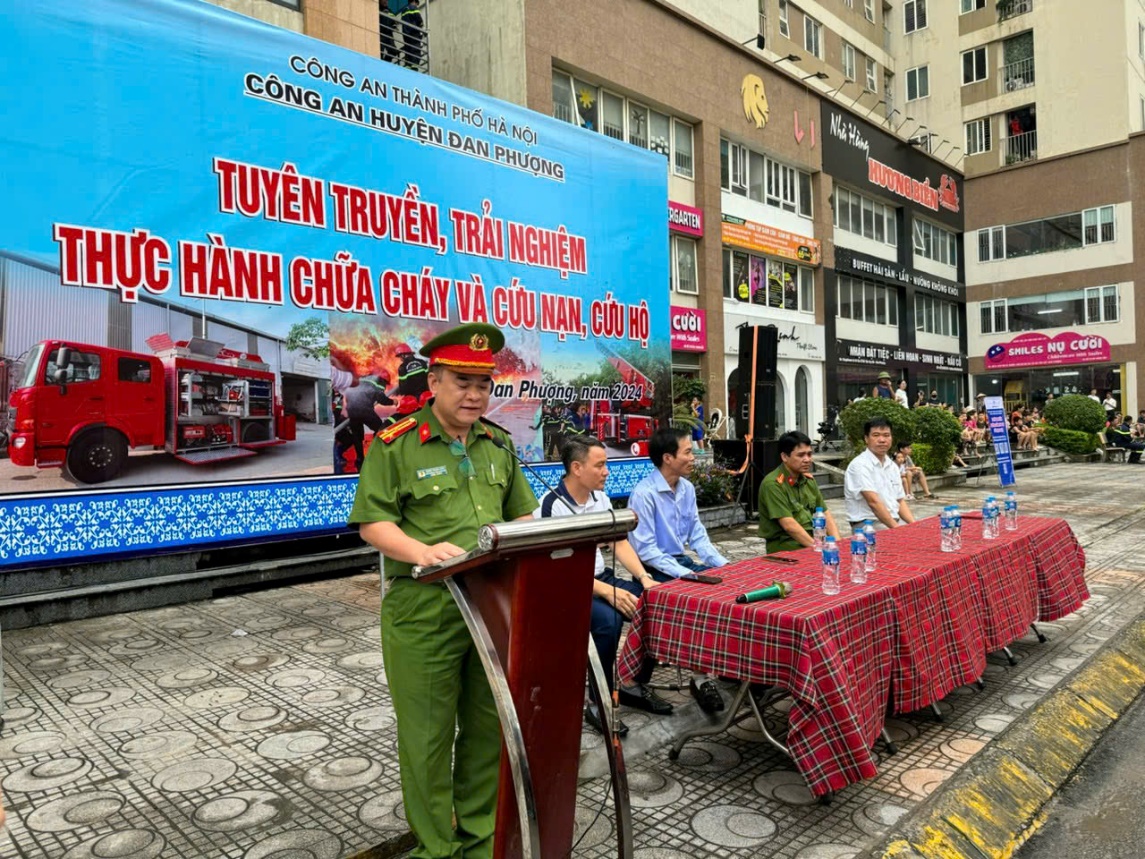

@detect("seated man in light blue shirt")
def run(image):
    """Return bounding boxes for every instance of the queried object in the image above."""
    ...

[626,426,729,715]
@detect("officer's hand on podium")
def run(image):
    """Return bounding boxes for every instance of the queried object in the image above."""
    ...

[418,542,467,567]
[607,588,640,619]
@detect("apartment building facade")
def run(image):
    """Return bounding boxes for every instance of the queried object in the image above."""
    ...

[893,0,1144,414]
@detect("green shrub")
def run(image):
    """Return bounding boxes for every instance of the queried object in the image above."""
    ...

[1044,394,1106,434]
[909,441,954,475]
[838,398,917,450]
[1042,426,1099,455]
[689,461,739,508]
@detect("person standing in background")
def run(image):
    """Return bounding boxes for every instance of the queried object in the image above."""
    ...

[894,379,910,408]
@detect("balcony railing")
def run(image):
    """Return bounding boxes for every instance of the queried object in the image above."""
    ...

[998,0,1033,20]
[380,13,428,73]
[1003,57,1035,92]
[1006,129,1037,164]
[553,102,573,124]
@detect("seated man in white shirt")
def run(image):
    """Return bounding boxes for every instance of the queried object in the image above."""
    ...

[843,417,916,531]
[533,435,656,736]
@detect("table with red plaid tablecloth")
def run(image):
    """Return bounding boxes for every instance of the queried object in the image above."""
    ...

[617,515,1087,797]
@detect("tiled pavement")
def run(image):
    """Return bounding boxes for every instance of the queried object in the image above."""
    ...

[1,463,1144,858]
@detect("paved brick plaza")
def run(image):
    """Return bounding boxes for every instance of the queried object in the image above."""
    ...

[0,462,1142,858]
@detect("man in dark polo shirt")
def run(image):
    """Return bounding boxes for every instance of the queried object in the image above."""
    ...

[759,430,840,553]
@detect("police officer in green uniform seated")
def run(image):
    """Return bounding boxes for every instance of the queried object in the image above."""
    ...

[759,430,840,552]
[349,323,538,859]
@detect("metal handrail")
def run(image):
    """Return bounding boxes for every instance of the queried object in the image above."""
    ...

[1003,56,1035,92]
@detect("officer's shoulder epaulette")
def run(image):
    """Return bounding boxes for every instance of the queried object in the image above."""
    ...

[479,417,511,437]
[377,416,418,445]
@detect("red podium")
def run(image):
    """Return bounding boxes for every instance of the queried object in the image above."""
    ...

[413,510,637,859]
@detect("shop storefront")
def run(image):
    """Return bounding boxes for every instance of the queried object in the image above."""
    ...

[836,339,965,406]
[820,102,967,410]
[831,248,966,406]
[720,214,825,437]
[972,331,1123,411]
[669,200,705,378]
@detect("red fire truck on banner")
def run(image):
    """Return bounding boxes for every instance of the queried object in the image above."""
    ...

[8,333,295,483]
[590,345,657,455]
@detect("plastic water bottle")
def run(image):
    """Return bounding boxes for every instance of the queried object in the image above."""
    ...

[862,520,878,573]
[850,532,869,583]
[1004,491,1018,531]
[812,507,827,552]
[821,537,841,595]
[940,507,954,552]
[983,496,998,539]
[951,504,963,550]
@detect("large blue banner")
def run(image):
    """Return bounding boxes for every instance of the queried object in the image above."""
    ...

[0,0,668,567]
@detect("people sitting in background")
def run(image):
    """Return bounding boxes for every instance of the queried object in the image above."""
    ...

[844,418,915,530]
[627,426,729,714]
[951,449,969,469]
[533,436,656,737]
[897,442,936,500]
[928,390,940,407]
[759,431,840,553]
[1016,417,1040,451]
[1108,416,1145,463]
[915,390,927,408]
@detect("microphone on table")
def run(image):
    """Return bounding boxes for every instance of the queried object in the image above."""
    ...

[735,581,793,604]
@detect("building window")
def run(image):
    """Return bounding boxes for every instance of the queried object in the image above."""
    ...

[1085,286,1119,323]
[804,15,823,58]
[865,0,875,22]
[984,206,1118,259]
[837,276,898,326]
[843,42,856,81]
[977,226,1005,261]
[834,185,897,247]
[720,138,813,217]
[1139,22,1144,59]
[915,295,960,337]
[960,0,986,12]
[649,110,671,159]
[865,58,877,92]
[674,119,694,178]
[962,47,988,84]
[779,0,790,37]
[552,75,574,124]
[600,90,624,140]
[672,236,699,294]
[965,117,992,155]
[798,171,813,218]
[913,218,958,267]
[551,72,695,177]
[980,299,1007,334]
[629,102,648,148]
[724,249,815,312]
[908,133,931,153]
[904,0,927,33]
[906,65,929,101]
[1083,206,1115,245]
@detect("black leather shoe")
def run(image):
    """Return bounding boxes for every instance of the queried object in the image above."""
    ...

[585,705,628,737]
[618,685,674,715]
[691,678,725,713]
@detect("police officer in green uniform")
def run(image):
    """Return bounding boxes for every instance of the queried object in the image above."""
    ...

[758,430,840,553]
[349,323,537,859]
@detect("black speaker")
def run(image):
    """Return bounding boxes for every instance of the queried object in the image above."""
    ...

[735,325,779,441]
[712,439,780,512]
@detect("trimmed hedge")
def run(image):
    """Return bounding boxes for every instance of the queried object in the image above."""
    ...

[839,398,917,450]
[1043,426,1100,455]
[1044,394,1106,434]
[909,441,955,475]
